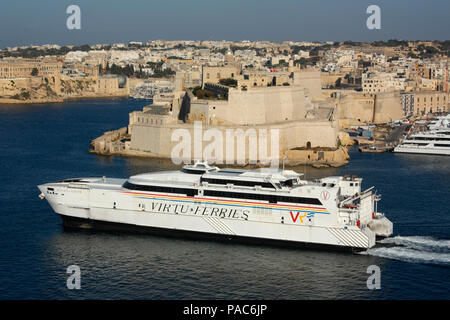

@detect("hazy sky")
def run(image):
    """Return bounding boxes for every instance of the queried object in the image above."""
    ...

[0,0,448,48]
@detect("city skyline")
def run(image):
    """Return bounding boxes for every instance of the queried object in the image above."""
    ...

[0,0,449,48]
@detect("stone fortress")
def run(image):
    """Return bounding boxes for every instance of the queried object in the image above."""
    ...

[126,69,341,165]
[92,58,370,167]
[91,49,420,167]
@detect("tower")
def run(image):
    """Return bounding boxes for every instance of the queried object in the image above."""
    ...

[225,49,234,65]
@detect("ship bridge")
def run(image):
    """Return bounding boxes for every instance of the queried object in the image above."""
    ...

[201,166,305,191]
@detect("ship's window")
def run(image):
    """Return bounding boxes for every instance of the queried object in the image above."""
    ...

[203,190,322,205]
[59,178,85,183]
[181,168,210,174]
[200,177,275,189]
[281,179,296,187]
[122,181,198,197]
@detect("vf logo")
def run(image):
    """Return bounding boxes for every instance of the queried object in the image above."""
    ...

[290,211,307,224]
[320,191,330,201]
[66,5,81,30]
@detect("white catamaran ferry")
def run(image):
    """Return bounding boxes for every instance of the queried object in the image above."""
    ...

[38,163,393,251]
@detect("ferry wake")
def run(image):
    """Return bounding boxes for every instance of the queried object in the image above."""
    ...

[38,162,393,251]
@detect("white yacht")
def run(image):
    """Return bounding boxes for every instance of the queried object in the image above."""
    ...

[394,114,450,155]
[427,114,450,131]
[38,163,393,251]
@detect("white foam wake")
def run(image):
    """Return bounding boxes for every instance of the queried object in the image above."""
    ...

[360,236,450,266]
[379,236,450,251]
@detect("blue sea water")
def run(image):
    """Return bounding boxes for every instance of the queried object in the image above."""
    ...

[0,99,449,300]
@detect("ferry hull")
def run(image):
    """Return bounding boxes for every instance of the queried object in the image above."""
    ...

[45,198,376,252]
[59,214,364,253]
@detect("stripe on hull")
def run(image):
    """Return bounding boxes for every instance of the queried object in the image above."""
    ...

[327,227,370,248]
[203,216,236,235]
[121,191,330,214]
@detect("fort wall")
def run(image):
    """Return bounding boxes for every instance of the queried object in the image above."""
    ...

[128,119,339,163]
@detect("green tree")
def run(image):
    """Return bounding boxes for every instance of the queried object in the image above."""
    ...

[31,68,39,76]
